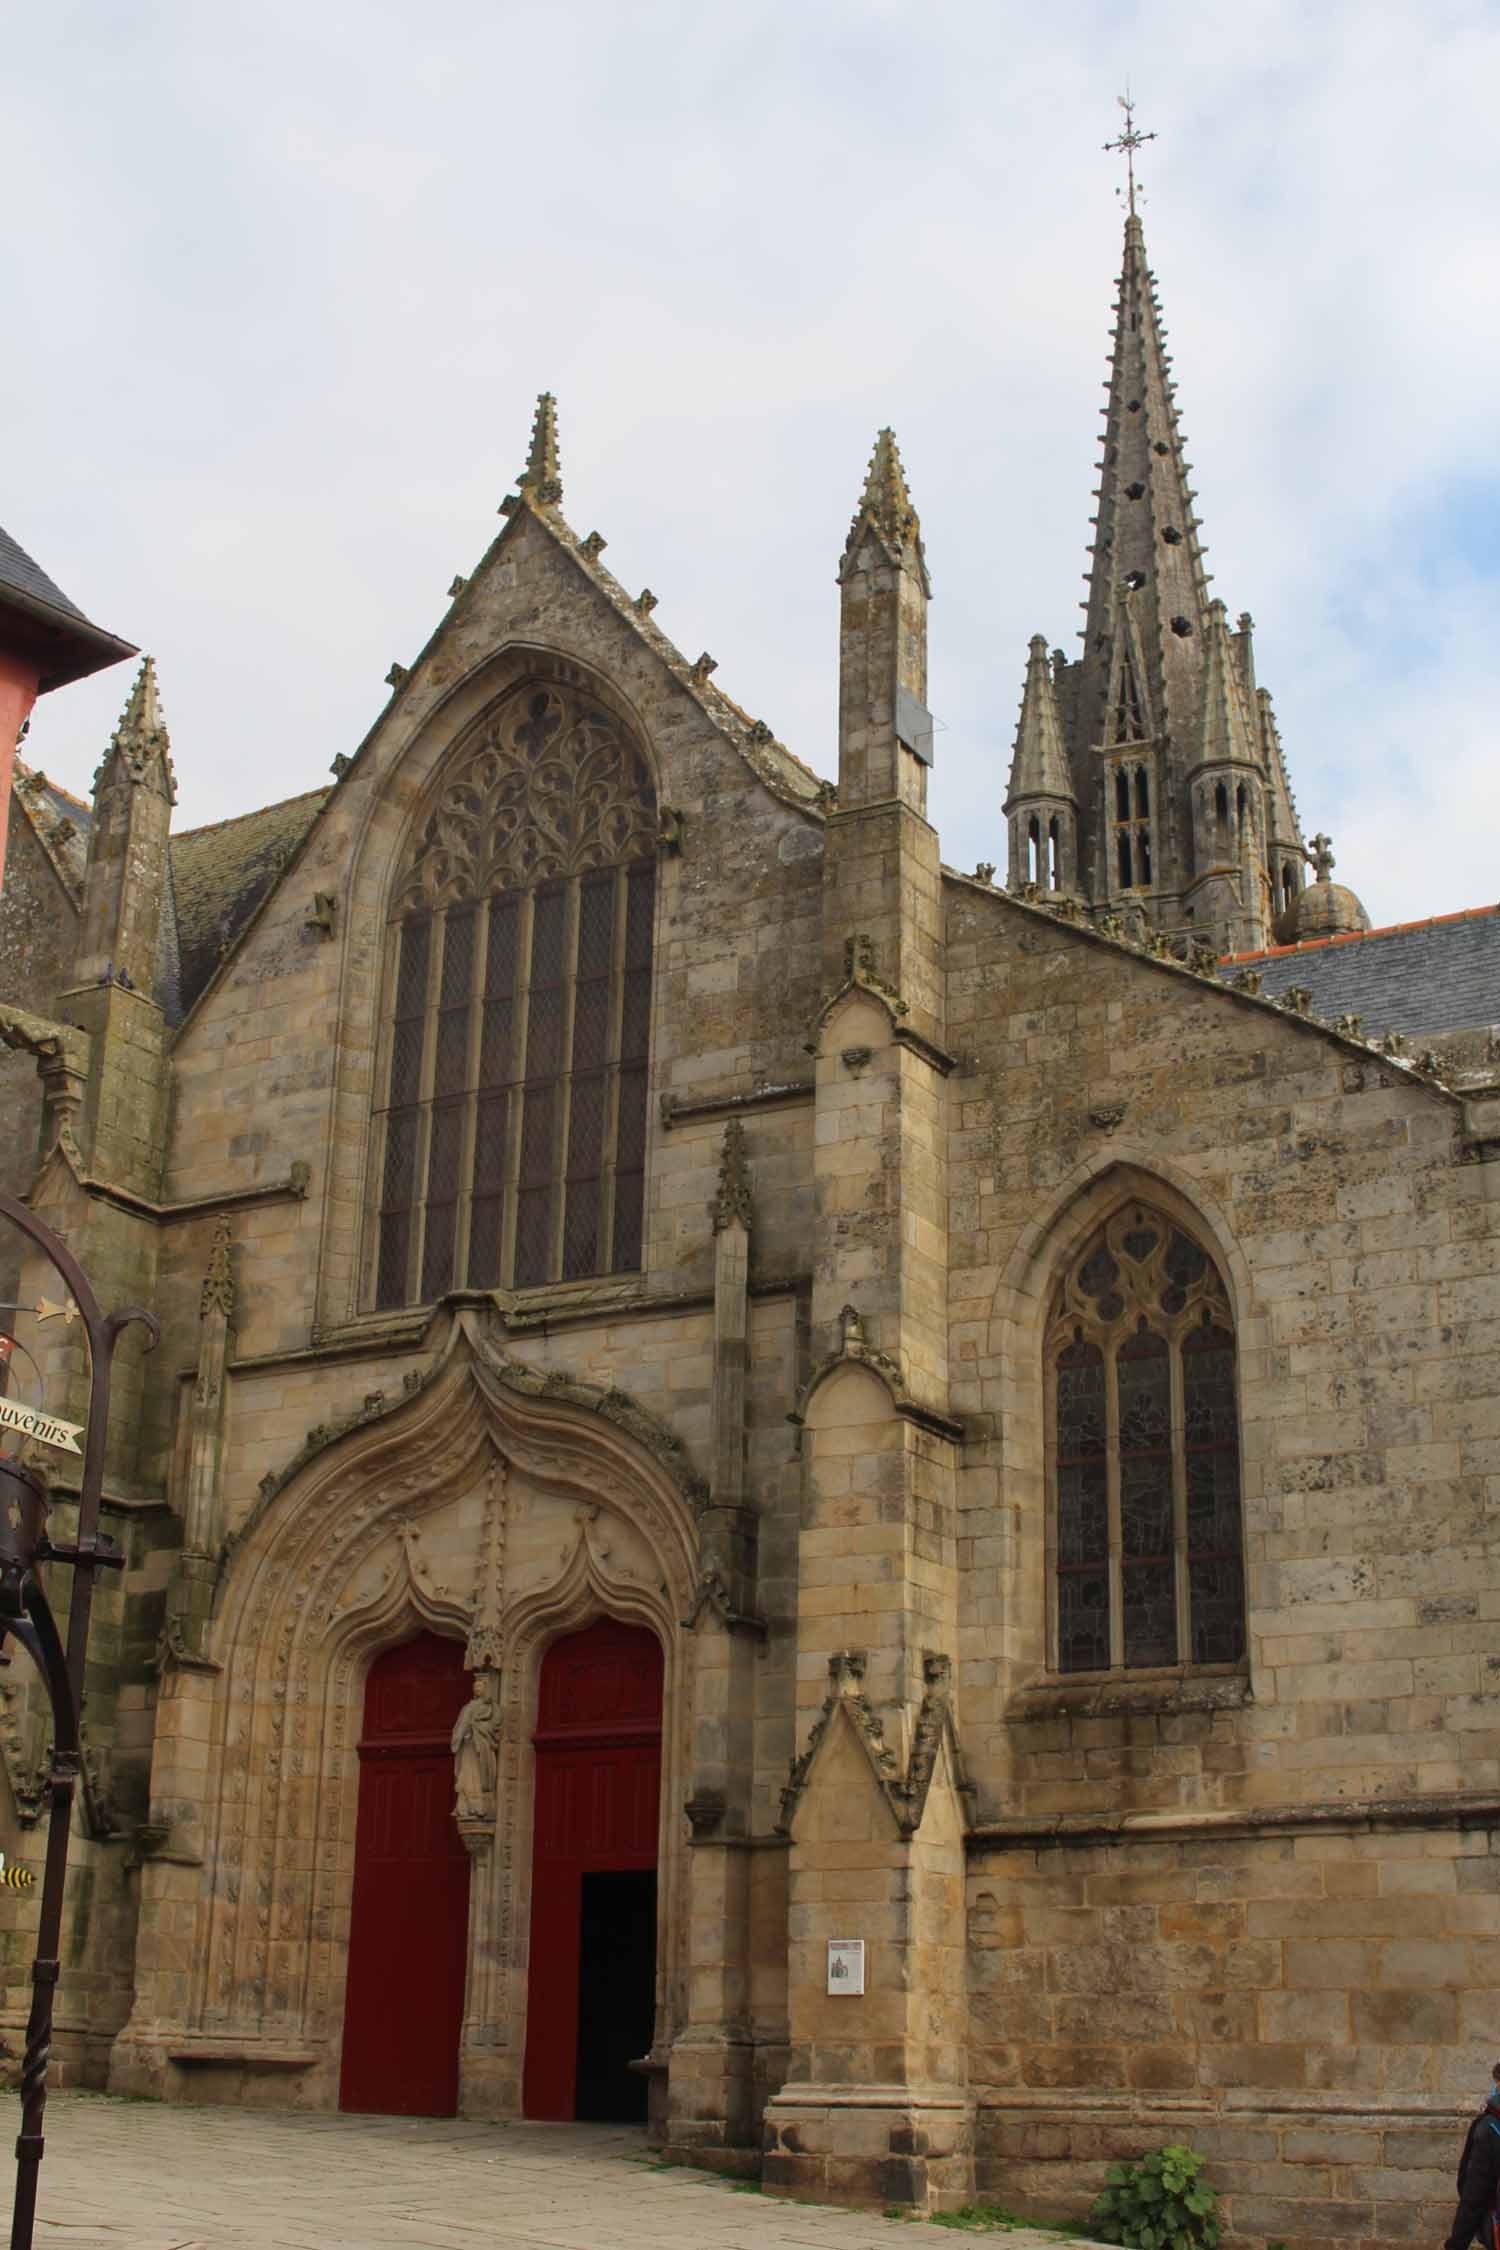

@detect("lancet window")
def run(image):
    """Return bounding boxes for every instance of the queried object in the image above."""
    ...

[1048,1205,1244,1674]
[1111,758,1153,890]
[373,682,658,1308]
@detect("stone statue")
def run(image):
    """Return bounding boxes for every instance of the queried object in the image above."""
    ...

[451,1676,500,1823]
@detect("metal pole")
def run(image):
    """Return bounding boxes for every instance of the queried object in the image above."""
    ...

[0,1192,155,2250]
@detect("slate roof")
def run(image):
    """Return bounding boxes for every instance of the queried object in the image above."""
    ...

[168,789,330,1021]
[1221,906,1500,1039]
[12,761,91,895]
[0,523,136,690]
[0,527,86,622]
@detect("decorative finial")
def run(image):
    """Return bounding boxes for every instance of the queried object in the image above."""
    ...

[96,655,177,804]
[518,391,562,506]
[711,1119,753,1233]
[1306,832,1335,883]
[1104,89,1156,218]
[201,1214,235,1323]
[840,427,927,587]
[857,429,917,549]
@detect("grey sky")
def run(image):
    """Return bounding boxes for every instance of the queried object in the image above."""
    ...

[7,0,1497,928]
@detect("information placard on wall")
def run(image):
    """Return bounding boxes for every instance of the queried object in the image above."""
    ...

[826,1937,865,1995]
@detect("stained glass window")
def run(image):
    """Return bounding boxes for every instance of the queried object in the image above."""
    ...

[373,681,658,1307]
[1049,1207,1245,1673]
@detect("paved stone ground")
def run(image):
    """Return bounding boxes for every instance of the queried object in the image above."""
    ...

[17,2093,1075,2250]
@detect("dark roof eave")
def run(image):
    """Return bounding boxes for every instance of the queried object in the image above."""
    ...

[0,584,138,693]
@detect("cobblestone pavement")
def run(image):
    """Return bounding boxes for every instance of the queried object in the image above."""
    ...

[19,2093,1073,2250]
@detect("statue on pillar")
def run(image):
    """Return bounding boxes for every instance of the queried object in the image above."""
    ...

[451,1672,500,1824]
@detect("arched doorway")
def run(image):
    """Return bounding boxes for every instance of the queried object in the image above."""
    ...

[340,1632,472,2116]
[522,1617,663,2121]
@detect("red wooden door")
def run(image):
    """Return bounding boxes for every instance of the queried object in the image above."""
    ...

[523,1619,663,2119]
[339,1633,472,2117]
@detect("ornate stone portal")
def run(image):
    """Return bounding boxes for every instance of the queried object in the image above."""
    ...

[109,1311,701,2119]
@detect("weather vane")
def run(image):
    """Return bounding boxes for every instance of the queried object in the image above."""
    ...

[1104,89,1156,217]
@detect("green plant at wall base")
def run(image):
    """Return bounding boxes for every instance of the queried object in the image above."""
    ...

[1088,2146,1219,2250]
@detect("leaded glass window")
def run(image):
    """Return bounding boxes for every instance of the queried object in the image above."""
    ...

[1048,1206,1245,1673]
[372,681,658,1308]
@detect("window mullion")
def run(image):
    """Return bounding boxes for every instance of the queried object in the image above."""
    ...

[454,895,488,1293]
[549,878,582,1282]
[370,926,403,1304]
[409,904,446,1307]
[1170,1334,1190,1664]
[1105,1344,1123,1669]
[499,890,535,1290]
[598,865,630,1273]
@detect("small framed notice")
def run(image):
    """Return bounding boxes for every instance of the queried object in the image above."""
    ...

[826,1938,865,1995]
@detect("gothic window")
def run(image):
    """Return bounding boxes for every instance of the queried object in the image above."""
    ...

[1048,1205,1245,1673]
[1111,758,1152,892]
[373,682,658,1309]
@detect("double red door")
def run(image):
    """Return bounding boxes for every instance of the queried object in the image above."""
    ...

[523,1619,663,2120]
[340,1633,472,2117]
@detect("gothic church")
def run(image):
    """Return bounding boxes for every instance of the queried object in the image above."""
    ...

[0,209,1498,2246]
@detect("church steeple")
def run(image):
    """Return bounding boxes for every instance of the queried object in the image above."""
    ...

[1077,213,1210,776]
[1003,184,1323,956]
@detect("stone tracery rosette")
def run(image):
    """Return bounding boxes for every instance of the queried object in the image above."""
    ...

[394,683,657,914]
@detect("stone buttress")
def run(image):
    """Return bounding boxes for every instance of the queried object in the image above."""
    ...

[761,433,972,2210]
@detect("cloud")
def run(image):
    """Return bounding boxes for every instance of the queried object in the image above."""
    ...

[5,0,1497,928]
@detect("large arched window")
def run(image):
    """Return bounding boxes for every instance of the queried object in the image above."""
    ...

[373,681,658,1309]
[1047,1205,1244,1674]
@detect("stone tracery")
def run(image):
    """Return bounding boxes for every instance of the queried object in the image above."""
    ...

[393,683,657,914]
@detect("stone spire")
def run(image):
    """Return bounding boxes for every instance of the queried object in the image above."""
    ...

[1005,635,1079,894]
[1076,213,1209,763]
[74,655,175,996]
[839,428,929,591]
[517,392,562,507]
[1258,686,1306,922]
[1007,636,1073,805]
[1196,600,1258,772]
[94,655,176,804]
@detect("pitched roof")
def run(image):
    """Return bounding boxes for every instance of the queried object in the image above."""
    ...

[12,760,91,896]
[1221,906,1500,1038]
[0,526,87,621]
[169,789,330,1020]
[0,522,137,691]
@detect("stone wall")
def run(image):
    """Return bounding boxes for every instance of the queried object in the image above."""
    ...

[944,876,1500,2242]
[970,1818,1485,2247]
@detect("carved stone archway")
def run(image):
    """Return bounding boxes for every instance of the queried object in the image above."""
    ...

[112,1310,700,2115]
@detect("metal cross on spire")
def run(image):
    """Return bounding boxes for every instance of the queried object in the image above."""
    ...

[1104,89,1156,217]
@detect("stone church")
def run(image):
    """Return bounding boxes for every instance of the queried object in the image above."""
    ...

[0,210,1498,2244]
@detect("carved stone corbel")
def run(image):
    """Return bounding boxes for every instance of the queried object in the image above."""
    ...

[0,1002,90,1166]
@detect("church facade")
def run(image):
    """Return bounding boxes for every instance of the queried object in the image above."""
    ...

[1,216,1499,2244]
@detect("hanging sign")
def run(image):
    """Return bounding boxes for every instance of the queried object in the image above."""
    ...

[0,1398,83,1455]
[826,1938,865,1995]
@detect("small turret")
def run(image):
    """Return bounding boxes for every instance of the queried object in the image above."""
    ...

[1275,832,1370,944]
[1258,687,1305,926]
[1005,637,1078,893]
[1183,600,1266,948]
